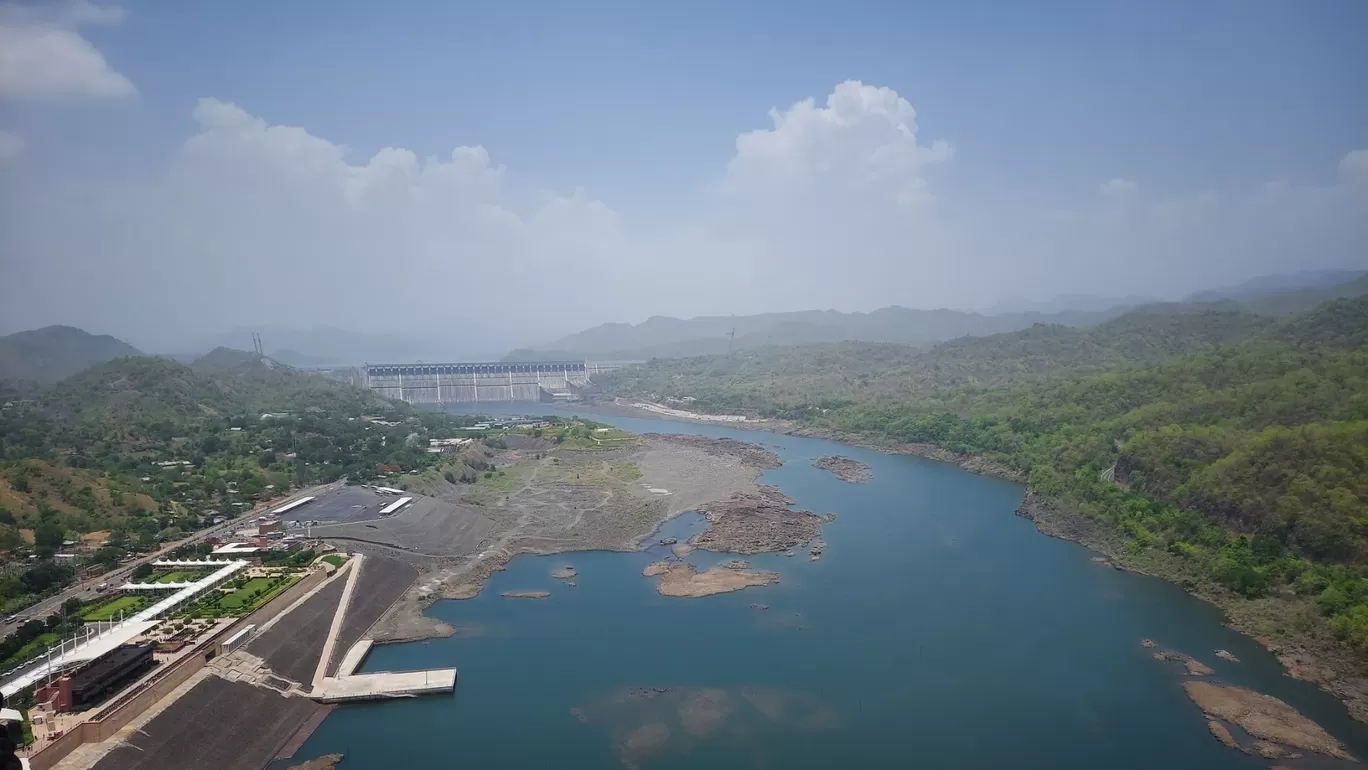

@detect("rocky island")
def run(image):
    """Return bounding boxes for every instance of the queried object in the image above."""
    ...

[812,455,871,483]
[692,486,825,554]
[643,561,780,597]
[1184,680,1354,760]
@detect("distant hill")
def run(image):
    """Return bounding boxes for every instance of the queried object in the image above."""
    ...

[270,348,336,368]
[0,326,143,383]
[1185,269,1367,304]
[506,305,1133,361]
[191,346,279,374]
[1235,274,1368,316]
[515,272,1368,362]
[981,293,1159,315]
[598,304,1283,414]
[186,326,485,366]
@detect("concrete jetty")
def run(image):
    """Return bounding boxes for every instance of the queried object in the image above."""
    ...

[303,556,455,705]
[312,669,457,703]
[334,639,372,678]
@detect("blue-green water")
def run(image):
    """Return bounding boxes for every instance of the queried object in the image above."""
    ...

[283,405,1368,769]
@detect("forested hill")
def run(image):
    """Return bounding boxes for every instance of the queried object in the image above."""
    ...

[0,326,143,383]
[600,304,1283,415]
[507,305,1131,361]
[0,351,479,560]
[599,296,1368,658]
[509,272,1368,362]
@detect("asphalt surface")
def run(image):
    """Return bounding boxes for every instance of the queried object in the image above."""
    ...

[293,486,397,524]
[310,496,494,558]
[246,576,345,686]
[89,676,321,770]
[325,557,418,676]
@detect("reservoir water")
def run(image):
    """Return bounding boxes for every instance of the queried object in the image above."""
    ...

[283,405,1368,768]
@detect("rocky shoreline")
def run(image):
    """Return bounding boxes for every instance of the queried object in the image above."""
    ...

[812,455,870,483]
[586,399,1368,725]
[362,433,804,644]
[642,433,782,469]
[365,399,1368,729]
[1018,489,1368,724]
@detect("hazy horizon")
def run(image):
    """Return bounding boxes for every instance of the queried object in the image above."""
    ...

[2,1,1365,355]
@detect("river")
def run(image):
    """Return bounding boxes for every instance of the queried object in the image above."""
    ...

[279,404,1368,769]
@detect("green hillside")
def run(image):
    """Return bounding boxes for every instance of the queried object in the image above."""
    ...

[599,296,1368,658]
[601,305,1278,416]
[0,349,481,561]
[512,273,1368,362]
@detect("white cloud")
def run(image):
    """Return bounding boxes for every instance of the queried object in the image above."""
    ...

[0,130,22,162]
[723,80,951,208]
[1099,178,1138,196]
[0,83,1364,352]
[0,2,134,100]
[58,1,125,26]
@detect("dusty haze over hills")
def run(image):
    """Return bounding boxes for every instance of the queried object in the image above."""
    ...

[0,2,1365,355]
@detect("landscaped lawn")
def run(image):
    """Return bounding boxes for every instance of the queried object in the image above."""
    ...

[154,570,204,583]
[175,570,303,619]
[321,554,347,568]
[215,575,300,613]
[80,595,148,621]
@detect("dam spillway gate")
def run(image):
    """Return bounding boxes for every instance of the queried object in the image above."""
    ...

[364,361,593,404]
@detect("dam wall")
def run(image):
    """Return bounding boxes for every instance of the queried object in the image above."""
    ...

[364,361,592,404]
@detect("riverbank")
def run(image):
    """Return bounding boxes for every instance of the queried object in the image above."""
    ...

[580,398,1368,724]
[1018,490,1368,723]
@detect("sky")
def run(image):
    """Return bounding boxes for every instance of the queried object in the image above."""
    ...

[0,0,1365,355]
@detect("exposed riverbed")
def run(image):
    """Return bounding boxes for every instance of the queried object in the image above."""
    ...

[278,403,1368,769]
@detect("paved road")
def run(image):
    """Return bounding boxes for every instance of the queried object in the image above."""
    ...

[0,481,343,641]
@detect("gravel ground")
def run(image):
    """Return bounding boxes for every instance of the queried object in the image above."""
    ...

[360,434,774,643]
[309,497,495,557]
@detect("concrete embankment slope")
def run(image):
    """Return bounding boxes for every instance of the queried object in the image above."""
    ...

[88,677,321,770]
[324,557,418,677]
[247,577,348,687]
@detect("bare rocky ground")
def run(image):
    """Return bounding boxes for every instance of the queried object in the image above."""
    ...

[640,434,782,469]
[1183,680,1354,761]
[812,455,871,483]
[641,560,780,597]
[692,486,826,555]
[358,434,785,643]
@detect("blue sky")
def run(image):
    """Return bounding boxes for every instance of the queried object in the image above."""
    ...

[1,0,1365,352]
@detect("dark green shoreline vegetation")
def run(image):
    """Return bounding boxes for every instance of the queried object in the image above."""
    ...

[599,296,1368,710]
[0,348,488,613]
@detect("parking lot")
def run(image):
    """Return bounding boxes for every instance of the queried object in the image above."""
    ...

[284,485,404,525]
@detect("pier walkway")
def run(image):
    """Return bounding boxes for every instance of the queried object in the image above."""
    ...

[312,669,457,703]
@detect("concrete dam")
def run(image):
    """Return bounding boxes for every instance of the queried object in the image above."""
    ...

[364,361,608,404]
